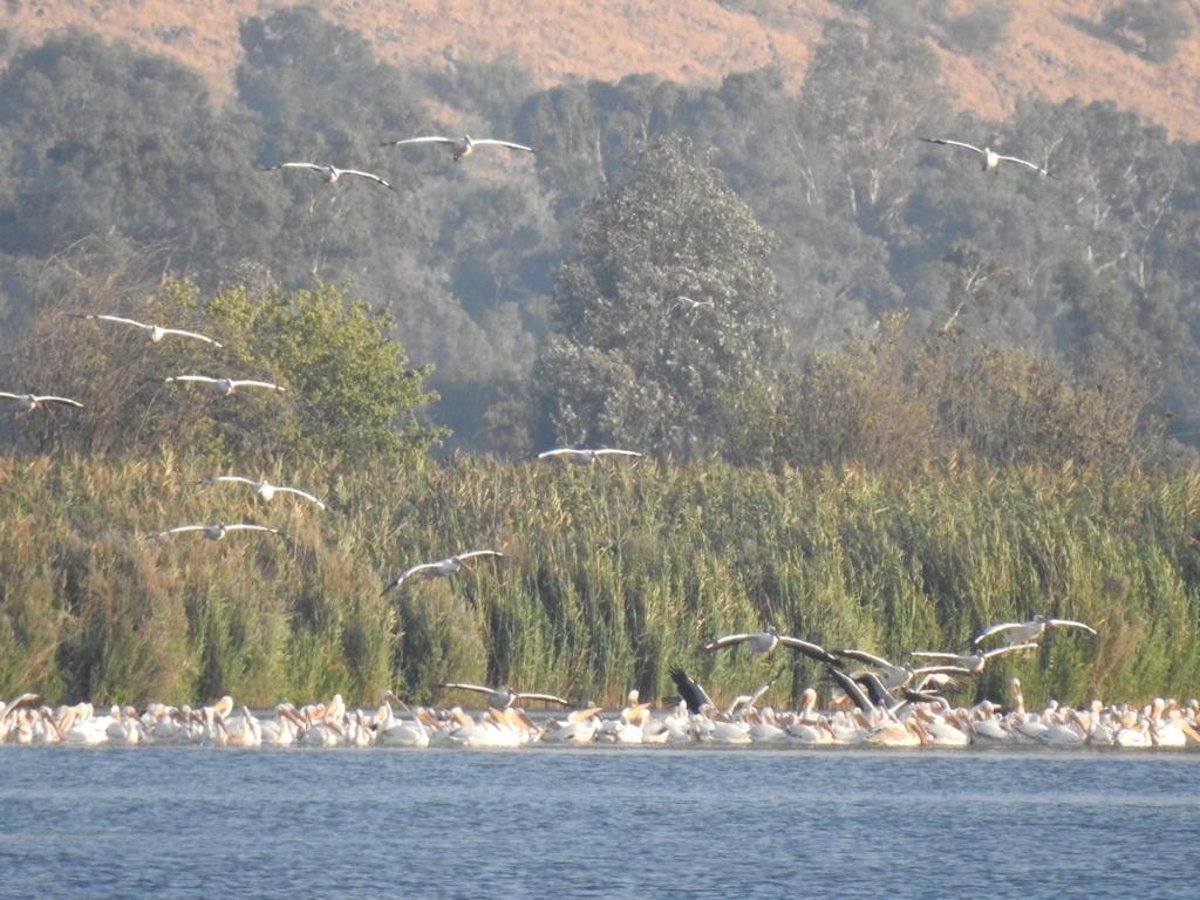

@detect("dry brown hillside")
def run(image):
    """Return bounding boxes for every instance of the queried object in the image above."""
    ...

[4,0,1200,138]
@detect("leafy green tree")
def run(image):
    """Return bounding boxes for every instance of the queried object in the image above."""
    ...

[530,136,783,456]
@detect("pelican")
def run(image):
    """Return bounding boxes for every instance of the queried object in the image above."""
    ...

[149,522,282,541]
[381,549,504,594]
[919,137,1049,176]
[701,626,839,664]
[0,392,83,412]
[163,375,286,396]
[436,682,570,709]
[262,162,393,189]
[832,648,915,690]
[669,666,713,715]
[73,313,223,347]
[537,447,643,464]
[380,134,533,161]
[910,642,1039,673]
[195,475,325,509]
[970,615,1097,647]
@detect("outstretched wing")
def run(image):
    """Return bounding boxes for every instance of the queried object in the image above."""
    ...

[339,169,393,189]
[514,691,570,706]
[436,682,493,697]
[833,648,894,669]
[382,563,435,593]
[83,313,147,329]
[230,380,285,392]
[994,154,1049,176]
[164,375,217,385]
[669,666,712,714]
[380,136,455,147]
[919,137,985,155]
[1046,618,1097,636]
[275,486,327,509]
[455,549,504,562]
[36,396,84,408]
[159,327,223,347]
[828,667,873,714]
[777,635,839,665]
[979,642,1040,660]
[700,633,752,652]
[969,621,1024,646]
[471,139,534,153]
[265,162,324,172]
[594,448,643,459]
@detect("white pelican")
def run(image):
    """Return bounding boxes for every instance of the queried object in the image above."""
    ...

[970,615,1097,647]
[910,642,1039,673]
[702,626,839,664]
[0,392,83,412]
[436,682,570,709]
[262,162,393,189]
[381,549,504,594]
[832,648,915,691]
[150,522,282,541]
[537,447,644,464]
[919,138,1049,176]
[74,313,223,347]
[669,666,714,715]
[380,134,533,161]
[163,375,286,396]
[195,475,325,509]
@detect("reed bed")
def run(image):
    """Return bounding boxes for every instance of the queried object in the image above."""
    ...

[1,453,1197,709]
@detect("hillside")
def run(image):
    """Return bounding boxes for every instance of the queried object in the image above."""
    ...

[4,0,1200,139]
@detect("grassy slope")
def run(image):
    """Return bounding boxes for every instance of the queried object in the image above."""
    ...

[3,1,1200,138]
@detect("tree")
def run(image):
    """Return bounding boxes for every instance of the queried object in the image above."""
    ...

[529,136,783,457]
[1102,0,1193,62]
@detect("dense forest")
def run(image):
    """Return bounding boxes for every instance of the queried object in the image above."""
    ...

[1,6,1199,707]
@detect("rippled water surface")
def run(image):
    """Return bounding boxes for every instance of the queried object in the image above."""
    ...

[2,746,1197,899]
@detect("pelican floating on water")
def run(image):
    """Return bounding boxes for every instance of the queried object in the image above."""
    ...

[163,375,286,396]
[381,549,504,594]
[73,313,223,347]
[380,134,533,161]
[919,137,1049,176]
[0,392,83,412]
[195,475,325,509]
[262,162,393,189]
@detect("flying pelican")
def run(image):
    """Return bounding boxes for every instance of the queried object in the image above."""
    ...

[701,626,839,664]
[537,447,644,464]
[379,134,533,161]
[970,615,1097,647]
[73,314,223,347]
[163,375,286,396]
[261,162,393,189]
[669,666,713,715]
[195,475,325,509]
[436,682,569,709]
[0,392,83,412]
[919,137,1049,176]
[832,648,915,690]
[149,522,282,541]
[910,642,1040,674]
[381,549,505,594]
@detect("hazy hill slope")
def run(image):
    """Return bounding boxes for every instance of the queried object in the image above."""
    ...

[3,1,1199,138]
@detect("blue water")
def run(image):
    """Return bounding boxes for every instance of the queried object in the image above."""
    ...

[1,746,1197,898]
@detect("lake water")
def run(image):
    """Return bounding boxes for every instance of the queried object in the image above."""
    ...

[1,745,1197,899]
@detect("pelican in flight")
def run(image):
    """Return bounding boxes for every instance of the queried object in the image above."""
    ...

[669,666,713,715]
[919,137,1048,176]
[150,522,282,541]
[910,642,1039,674]
[701,626,839,665]
[163,375,285,396]
[381,549,504,594]
[970,615,1097,647]
[74,314,222,347]
[436,682,569,709]
[262,162,393,189]
[1,392,83,412]
[380,134,533,162]
[537,447,643,465]
[195,475,325,509]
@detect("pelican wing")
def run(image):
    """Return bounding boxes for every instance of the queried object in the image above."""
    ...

[994,154,1048,176]
[911,665,974,678]
[34,395,83,408]
[0,392,23,400]
[919,137,985,155]
[470,139,534,153]
[669,666,712,714]
[828,667,873,714]
[275,486,327,508]
[909,650,963,661]
[223,524,281,535]
[537,447,583,460]
[700,632,754,652]
[436,682,493,697]
[268,162,325,172]
[1046,618,1097,636]
[154,524,210,538]
[777,635,839,665]
[164,375,217,385]
[513,691,570,706]
[969,621,1025,646]
[833,648,894,669]
[594,448,643,458]
[979,642,1040,660]
[382,562,437,593]
[380,136,456,147]
[338,169,393,189]
[84,313,148,329]
[201,475,257,487]
[158,327,223,346]
[454,549,504,562]
[856,672,897,708]
[229,380,285,392]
